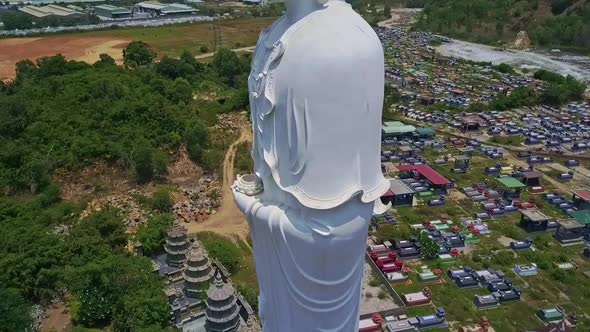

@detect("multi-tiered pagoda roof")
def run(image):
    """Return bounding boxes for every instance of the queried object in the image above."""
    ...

[164,222,192,267]
[183,242,215,298]
[205,269,241,332]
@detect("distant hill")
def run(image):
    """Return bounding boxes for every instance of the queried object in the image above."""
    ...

[413,0,590,52]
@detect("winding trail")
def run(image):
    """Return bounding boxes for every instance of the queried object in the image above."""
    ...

[186,122,252,240]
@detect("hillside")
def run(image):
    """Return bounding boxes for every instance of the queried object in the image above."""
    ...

[413,0,590,52]
[0,43,252,331]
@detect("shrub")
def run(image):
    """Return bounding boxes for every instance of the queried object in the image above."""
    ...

[150,187,173,213]
[136,214,174,256]
[197,232,242,273]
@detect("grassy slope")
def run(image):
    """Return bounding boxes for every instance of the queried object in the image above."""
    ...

[80,17,275,57]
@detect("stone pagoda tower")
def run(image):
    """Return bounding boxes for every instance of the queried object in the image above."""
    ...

[240,316,260,332]
[205,269,241,332]
[164,222,192,267]
[183,241,215,298]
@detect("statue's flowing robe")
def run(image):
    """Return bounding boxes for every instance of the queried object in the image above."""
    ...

[245,2,389,331]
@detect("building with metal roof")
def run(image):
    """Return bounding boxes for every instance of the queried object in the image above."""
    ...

[94,4,131,19]
[396,164,451,187]
[10,0,104,4]
[572,189,590,210]
[136,1,197,16]
[19,4,83,18]
[381,178,415,207]
[382,121,417,138]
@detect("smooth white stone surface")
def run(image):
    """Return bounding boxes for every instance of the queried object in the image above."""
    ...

[233,1,388,331]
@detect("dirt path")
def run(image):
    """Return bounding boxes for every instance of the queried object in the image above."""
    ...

[186,122,252,239]
[195,46,256,60]
[377,12,402,27]
[39,303,72,332]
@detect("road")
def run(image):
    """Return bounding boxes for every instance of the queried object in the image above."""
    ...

[195,46,256,59]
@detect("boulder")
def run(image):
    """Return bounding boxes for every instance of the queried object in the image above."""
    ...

[510,31,530,50]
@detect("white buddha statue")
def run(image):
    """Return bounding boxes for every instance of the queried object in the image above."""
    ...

[232,0,389,331]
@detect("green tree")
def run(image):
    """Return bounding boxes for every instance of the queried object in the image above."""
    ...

[150,187,173,213]
[136,214,174,256]
[134,143,155,184]
[155,56,195,79]
[112,287,171,332]
[153,149,168,177]
[383,4,392,19]
[167,78,193,104]
[1,12,33,30]
[185,122,210,163]
[0,288,33,332]
[123,41,156,68]
[212,49,245,87]
[419,233,440,259]
[94,53,116,68]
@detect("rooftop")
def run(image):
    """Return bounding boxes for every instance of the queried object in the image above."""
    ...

[19,4,81,17]
[95,4,131,14]
[557,218,584,229]
[521,171,542,179]
[396,164,451,186]
[388,178,415,196]
[573,190,590,201]
[496,176,526,189]
[566,210,590,225]
[383,121,417,135]
[520,209,551,222]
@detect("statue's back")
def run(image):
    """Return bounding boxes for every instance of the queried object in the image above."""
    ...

[249,1,389,210]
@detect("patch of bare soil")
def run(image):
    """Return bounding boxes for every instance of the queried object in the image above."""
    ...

[0,36,130,81]
[498,235,516,247]
[52,161,132,201]
[38,302,72,332]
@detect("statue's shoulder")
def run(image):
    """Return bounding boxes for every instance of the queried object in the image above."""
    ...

[286,2,382,61]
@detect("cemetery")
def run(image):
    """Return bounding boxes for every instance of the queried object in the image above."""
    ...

[360,17,590,332]
[369,104,590,330]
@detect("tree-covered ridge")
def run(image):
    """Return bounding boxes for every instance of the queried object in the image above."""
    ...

[0,43,251,331]
[0,43,250,193]
[414,0,590,52]
[0,190,173,331]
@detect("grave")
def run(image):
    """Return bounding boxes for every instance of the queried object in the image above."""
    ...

[519,209,558,233]
[514,263,538,277]
[474,295,500,310]
[536,307,564,323]
[402,287,432,307]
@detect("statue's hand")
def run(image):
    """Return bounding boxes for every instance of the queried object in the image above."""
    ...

[231,181,260,217]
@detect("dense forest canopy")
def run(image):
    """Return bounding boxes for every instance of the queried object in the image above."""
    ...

[0,43,250,194]
[0,42,251,331]
[414,0,590,52]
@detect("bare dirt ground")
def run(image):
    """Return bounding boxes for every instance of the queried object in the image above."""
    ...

[195,45,256,59]
[39,302,72,332]
[0,36,130,81]
[360,263,399,315]
[185,122,252,239]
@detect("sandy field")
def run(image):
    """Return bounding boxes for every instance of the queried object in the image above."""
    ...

[0,36,130,81]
